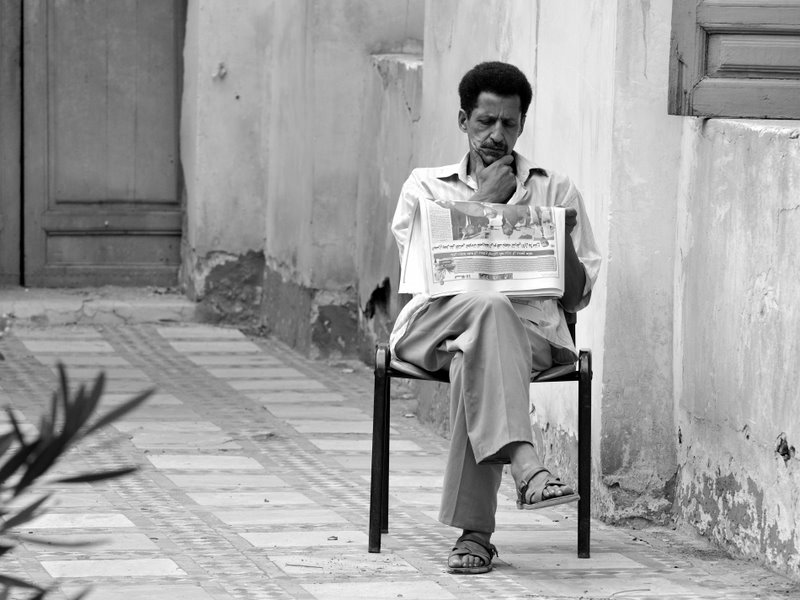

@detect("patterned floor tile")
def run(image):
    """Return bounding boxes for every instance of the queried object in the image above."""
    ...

[212,508,347,526]
[42,557,186,578]
[61,584,218,600]
[240,529,368,548]
[0,323,796,600]
[301,580,457,600]
[146,454,263,471]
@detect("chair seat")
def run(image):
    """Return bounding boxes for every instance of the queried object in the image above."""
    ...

[388,358,578,383]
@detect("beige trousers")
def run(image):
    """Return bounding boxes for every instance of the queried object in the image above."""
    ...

[394,292,554,532]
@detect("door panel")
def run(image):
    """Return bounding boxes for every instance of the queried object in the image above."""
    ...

[0,0,22,285]
[24,0,184,287]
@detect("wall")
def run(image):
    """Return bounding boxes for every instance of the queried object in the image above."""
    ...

[181,0,273,323]
[602,0,684,520]
[355,54,423,357]
[262,0,424,357]
[674,118,800,576]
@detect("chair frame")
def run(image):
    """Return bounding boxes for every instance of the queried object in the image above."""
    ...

[368,318,592,558]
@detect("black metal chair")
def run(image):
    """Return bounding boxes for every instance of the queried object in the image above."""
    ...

[368,313,592,557]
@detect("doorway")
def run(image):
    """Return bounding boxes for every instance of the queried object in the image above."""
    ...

[1,0,185,287]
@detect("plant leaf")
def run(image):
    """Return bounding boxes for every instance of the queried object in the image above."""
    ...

[74,373,105,434]
[84,388,154,436]
[0,494,50,531]
[14,437,68,495]
[5,408,27,445]
[9,534,102,548]
[0,432,16,458]
[0,573,45,590]
[69,587,92,600]
[0,442,36,491]
[53,466,138,484]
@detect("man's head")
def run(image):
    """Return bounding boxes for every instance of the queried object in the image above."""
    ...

[457,62,532,167]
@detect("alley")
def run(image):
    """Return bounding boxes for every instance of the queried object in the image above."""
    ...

[0,322,797,600]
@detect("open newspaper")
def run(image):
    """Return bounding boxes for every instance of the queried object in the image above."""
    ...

[400,198,565,298]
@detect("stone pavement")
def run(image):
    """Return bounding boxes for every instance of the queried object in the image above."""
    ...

[0,322,798,600]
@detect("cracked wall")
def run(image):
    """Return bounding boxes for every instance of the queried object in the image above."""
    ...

[675,118,800,577]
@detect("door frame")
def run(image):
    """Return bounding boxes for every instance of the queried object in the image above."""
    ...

[0,0,22,286]
[21,0,186,287]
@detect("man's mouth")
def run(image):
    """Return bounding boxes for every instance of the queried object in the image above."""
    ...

[481,146,506,156]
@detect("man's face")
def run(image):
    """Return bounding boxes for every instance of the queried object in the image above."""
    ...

[458,92,525,166]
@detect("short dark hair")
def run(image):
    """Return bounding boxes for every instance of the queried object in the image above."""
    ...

[458,61,533,117]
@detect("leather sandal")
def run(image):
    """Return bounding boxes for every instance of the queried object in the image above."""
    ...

[447,532,498,574]
[516,467,579,510]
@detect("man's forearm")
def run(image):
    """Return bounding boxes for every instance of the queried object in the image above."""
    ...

[562,234,586,312]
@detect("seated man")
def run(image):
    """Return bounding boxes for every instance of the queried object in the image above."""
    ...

[389,61,601,574]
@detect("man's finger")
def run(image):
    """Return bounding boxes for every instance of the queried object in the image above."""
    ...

[492,154,514,167]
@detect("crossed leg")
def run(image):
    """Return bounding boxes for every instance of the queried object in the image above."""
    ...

[394,292,574,572]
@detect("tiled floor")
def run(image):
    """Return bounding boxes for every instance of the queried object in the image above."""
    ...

[0,324,798,599]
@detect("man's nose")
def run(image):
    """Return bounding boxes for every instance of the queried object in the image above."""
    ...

[489,122,505,142]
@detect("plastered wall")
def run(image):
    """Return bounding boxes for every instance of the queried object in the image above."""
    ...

[261,0,423,356]
[675,118,800,576]
[181,0,273,321]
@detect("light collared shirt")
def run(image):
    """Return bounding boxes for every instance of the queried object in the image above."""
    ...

[390,152,602,358]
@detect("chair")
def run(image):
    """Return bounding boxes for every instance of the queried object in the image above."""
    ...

[368,313,592,557]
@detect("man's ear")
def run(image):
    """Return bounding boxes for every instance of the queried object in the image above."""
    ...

[520,113,527,133]
[458,109,468,132]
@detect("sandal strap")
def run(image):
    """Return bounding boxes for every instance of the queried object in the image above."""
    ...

[517,467,550,496]
[450,533,498,562]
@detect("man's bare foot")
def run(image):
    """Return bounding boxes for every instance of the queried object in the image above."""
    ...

[448,530,497,574]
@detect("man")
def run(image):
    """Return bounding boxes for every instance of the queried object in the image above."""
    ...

[389,62,601,574]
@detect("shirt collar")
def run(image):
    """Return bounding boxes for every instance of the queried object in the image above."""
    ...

[434,152,548,186]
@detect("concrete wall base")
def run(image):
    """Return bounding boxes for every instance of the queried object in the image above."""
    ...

[261,264,365,360]
[190,251,265,328]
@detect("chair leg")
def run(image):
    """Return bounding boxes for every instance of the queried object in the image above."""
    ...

[577,349,592,558]
[381,370,391,533]
[369,345,391,553]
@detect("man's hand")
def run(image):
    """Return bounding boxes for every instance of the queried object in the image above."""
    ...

[474,154,516,204]
[565,207,577,234]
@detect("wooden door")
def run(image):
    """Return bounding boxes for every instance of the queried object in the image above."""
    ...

[0,0,22,285]
[23,0,185,287]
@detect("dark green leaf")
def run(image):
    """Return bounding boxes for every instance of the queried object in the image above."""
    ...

[5,408,27,445]
[53,466,138,484]
[74,373,105,434]
[0,494,50,531]
[0,573,44,590]
[69,587,92,600]
[9,534,101,548]
[0,442,36,490]
[84,388,154,436]
[14,437,68,495]
[0,432,16,458]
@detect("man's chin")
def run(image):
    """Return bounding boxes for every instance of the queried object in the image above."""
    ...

[480,150,509,164]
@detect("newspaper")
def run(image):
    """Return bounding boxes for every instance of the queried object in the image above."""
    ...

[400,198,565,298]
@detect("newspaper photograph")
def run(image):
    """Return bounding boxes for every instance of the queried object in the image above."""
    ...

[416,198,565,298]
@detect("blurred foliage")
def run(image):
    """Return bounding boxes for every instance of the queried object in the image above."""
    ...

[0,320,152,598]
